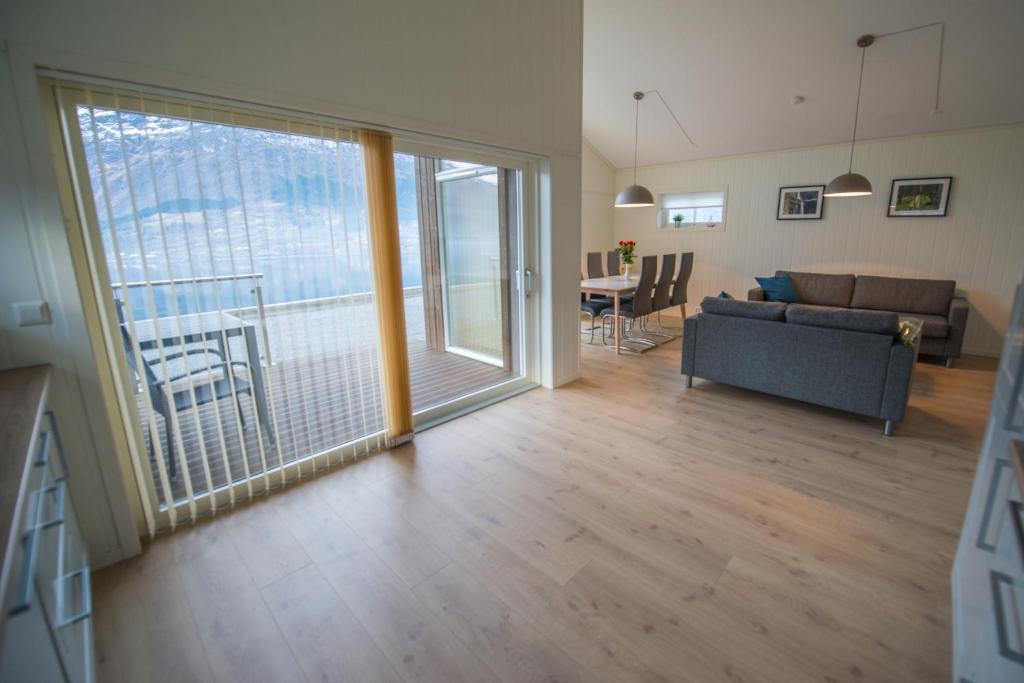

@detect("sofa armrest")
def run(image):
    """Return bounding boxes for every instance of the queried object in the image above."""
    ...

[945,296,969,359]
[681,314,699,376]
[747,287,765,302]
[880,336,921,423]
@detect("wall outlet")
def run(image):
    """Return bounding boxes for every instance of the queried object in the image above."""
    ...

[14,301,51,327]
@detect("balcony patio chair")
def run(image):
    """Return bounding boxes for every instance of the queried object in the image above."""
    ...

[119,318,256,480]
[601,255,658,350]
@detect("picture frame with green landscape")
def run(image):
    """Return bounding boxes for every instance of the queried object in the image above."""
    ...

[887,176,952,217]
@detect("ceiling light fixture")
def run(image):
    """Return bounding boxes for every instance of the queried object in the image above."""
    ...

[615,91,655,208]
[825,34,874,198]
[825,21,946,198]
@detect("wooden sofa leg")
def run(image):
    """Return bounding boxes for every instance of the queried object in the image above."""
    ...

[684,374,693,388]
[883,420,895,437]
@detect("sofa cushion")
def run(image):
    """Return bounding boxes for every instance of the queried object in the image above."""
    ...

[700,296,787,321]
[850,275,955,316]
[755,275,800,303]
[785,304,899,335]
[895,312,949,338]
[776,271,856,308]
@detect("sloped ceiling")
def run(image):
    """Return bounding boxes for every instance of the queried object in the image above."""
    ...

[584,0,1024,168]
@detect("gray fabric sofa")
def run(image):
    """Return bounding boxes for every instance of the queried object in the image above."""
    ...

[681,296,921,435]
[748,271,968,366]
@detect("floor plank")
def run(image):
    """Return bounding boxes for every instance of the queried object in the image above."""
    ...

[94,337,994,682]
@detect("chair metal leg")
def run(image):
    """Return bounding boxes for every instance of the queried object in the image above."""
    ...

[639,313,675,340]
[605,314,657,349]
[684,374,693,388]
[164,416,176,480]
[236,394,247,429]
[945,357,954,368]
[580,311,597,344]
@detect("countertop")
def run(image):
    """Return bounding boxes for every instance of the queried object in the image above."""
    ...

[0,365,51,564]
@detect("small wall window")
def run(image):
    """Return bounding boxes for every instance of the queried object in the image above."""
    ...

[658,190,726,231]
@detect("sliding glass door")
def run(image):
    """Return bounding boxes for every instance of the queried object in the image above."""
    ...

[50,80,537,528]
[395,152,529,420]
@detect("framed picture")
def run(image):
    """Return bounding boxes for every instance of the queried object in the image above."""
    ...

[777,185,825,220]
[887,177,952,217]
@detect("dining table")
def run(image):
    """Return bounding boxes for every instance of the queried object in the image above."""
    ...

[580,274,640,355]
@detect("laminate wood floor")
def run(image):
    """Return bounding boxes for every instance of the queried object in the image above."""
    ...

[93,335,996,683]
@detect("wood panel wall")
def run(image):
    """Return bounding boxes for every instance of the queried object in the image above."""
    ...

[613,124,1024,356]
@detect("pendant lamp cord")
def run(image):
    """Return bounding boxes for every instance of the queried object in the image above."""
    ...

[848,45,866,173]
[633,97,640,184]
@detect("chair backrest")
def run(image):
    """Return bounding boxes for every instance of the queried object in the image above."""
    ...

[670,252,694,306]
[607,250,619,276]
[652,254,676,311]
[629,255,659,317]
[586,252,604,279]
[119,320,166,412]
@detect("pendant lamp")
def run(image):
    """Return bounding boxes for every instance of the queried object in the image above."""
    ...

[825,35,874,197]
[615,91,655,208]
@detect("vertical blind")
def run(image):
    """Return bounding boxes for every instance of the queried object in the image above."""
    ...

[56,83,396,530]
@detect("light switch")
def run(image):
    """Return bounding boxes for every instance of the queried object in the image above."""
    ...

[14,301,51,327]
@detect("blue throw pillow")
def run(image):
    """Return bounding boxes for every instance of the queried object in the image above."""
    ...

[755,275,800,303]
[718,291,734,299]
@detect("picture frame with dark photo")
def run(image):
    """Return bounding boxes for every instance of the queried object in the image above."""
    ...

[777,185,825,220]
[887,177,952,217]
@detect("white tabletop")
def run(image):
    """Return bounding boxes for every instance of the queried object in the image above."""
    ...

[580,275,639,292]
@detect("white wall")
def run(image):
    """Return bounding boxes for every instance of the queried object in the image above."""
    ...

[581,141,615,271]
[0,0,583,564]
[614,125,1024,356]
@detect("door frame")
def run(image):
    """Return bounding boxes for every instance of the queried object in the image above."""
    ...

[393,139,541,430]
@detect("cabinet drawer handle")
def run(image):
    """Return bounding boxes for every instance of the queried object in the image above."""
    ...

[977,459,1011,551]
[1012,500,1024,571]
[33,430,50,467]
[9,527,40,615]
[55,566,91,628]
[990,571,1024,665]
[43,410,69,481]
[36,481,66,530]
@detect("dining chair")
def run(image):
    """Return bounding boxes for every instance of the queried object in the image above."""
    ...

[580,271,610,343]
[607,250,619,276]
[657,251,694,332]
[605,250,634,302]
[585,252,613,306]
[601,255,658,349]
[671,252,695,317]
[640,253,677,339]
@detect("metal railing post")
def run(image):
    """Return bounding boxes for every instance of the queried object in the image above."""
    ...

[251,283,273,367]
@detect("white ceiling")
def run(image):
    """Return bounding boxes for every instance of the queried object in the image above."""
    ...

[584,0,1024,168]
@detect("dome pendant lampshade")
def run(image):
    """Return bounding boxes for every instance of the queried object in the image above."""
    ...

[615,184,655,208]
[824,172,873,197]
[615,91,655,208]
[825,35,874,198]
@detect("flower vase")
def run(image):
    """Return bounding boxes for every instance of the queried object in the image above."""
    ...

[622,264,632,279]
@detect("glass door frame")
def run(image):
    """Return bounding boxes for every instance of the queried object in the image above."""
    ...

[44,75,542,531]
[46,80,392,529]
[394,139,540,431]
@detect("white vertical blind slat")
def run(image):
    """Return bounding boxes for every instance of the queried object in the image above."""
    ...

[63,82,388,526]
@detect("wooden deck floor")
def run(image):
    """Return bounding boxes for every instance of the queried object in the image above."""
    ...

[97,333,994,683]
[135,293,511,505]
